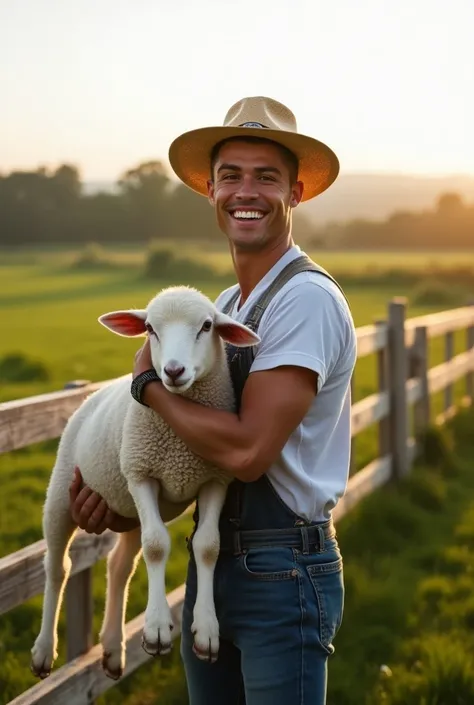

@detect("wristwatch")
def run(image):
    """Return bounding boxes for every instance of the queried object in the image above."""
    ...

[131,368,160,406]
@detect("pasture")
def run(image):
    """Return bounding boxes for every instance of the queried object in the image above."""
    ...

[1,244,474,704]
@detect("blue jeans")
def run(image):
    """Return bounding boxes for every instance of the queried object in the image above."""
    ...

[180,477,344,705]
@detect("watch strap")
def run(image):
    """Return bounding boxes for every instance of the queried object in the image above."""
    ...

[131,368,160,406]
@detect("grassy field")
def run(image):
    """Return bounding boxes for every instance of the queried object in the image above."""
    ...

[1,244,474,704]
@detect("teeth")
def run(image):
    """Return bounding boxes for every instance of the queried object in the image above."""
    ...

[232,210,264,220]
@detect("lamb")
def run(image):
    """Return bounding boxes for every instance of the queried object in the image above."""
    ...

[30,285,260,681]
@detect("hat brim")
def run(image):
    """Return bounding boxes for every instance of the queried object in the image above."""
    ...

[168,125,340,202]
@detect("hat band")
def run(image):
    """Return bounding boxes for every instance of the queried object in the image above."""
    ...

[238,121,269,129]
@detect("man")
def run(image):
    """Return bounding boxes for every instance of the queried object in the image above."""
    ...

[69,96,357,704]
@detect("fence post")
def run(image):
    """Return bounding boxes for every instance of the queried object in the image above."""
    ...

[411,326,430,437]
[350,374,356,475]
[444,331,454,415]
[466,300,474,405]
[375,319,390,458]
[387,298,409,479]
[63,381,94,669]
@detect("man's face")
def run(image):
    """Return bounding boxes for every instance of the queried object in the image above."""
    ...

[207,139,304,252]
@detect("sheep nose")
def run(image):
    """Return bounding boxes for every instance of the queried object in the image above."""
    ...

[164,360,185,381]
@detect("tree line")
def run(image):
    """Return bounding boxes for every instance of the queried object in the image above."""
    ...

[0,160,316,246]
[313,192,474,250]
[0,160,472,249]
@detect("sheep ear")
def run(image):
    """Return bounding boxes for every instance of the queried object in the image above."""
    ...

[98,309,148,337]
[214,312,261,348]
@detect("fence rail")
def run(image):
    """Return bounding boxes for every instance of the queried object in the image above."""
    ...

[2,297,474,705]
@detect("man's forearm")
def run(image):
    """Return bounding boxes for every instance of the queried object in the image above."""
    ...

[142,381,256,481]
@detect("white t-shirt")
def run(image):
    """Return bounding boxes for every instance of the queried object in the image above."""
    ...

[215,245,357,522]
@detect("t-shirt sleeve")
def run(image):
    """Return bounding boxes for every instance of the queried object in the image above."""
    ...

[215,286,237,311]
[249,281,353,391]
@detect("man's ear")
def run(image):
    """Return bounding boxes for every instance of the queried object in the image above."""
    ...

[207,178,215,206]
[290,180,304,208]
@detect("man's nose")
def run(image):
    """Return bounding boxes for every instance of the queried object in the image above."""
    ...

[235,175,259,199]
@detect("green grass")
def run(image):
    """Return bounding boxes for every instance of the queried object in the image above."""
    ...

[1,245,474,704]
[329,410,474,705]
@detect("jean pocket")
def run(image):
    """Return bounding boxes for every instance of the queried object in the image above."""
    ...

[240,547,297,581]
[306,557,344,653]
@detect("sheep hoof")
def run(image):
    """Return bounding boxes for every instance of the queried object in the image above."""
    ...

[191,614,220,663]
[141,633,173,657]
[101,651,124,680]
[192,641,219,664]
[30,642,55,679]
[30,661,52,680]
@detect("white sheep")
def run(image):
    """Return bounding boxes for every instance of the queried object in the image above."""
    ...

[30,285,260,681]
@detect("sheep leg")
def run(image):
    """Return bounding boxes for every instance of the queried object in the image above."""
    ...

[191,480,228,663]
[31,483,77,679]
[126,477,173,656]
[99,526,142,680]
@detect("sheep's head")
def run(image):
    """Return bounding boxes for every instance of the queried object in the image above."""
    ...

[98,286,260,393]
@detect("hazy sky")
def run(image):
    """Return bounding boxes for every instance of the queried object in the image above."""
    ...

[1,0,472,181]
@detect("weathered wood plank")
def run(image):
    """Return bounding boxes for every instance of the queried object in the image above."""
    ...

[405,306,474,346]
[410,326,430,434]
[356,323,388,357]
[6,584,186,705]
[0,531,117,616]
[388,299,409,477]
[0,505,194,617]
[333,435,418,524]
[376,320,390,457]
[66,570,93,662]
[351,391,389,436]
[406,377,423,406]
[428,348,474,395]
[0,379,124,454]
[444,331,455,411]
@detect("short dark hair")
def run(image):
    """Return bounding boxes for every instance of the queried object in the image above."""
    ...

[209,136,299,183]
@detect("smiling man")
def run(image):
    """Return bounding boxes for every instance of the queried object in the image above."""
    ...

[69,96,357,705]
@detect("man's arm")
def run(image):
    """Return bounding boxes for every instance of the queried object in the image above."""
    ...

[141,364,317,483]
[68,365,316,532]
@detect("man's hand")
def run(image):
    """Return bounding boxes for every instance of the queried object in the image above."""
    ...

[133,337,154,379]
[69,467,140,534]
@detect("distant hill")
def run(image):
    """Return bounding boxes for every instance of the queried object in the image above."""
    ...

[84,172,474,227]
[298,172,474,226]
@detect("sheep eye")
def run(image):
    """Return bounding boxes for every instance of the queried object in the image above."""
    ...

[145,322,155,335]
[201,319,212,332]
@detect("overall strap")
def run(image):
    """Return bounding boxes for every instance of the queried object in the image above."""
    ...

[217,255,348,530]
[244,254,349,333]
[221,254,348,322]
[222,254,349,407]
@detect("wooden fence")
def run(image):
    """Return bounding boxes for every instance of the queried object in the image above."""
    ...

[1,296,474,705]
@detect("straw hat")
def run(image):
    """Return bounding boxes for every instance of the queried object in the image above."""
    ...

[168,96,340,202]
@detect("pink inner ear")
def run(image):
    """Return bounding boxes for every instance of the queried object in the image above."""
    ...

[102,312,146,336]
[215,323,257,346]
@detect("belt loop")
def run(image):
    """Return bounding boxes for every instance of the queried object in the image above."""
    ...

[301,526,309,555]
[233,529,242,556]
[317,525,325,553]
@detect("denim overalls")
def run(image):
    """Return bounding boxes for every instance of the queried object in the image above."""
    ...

[180,255,348,705]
